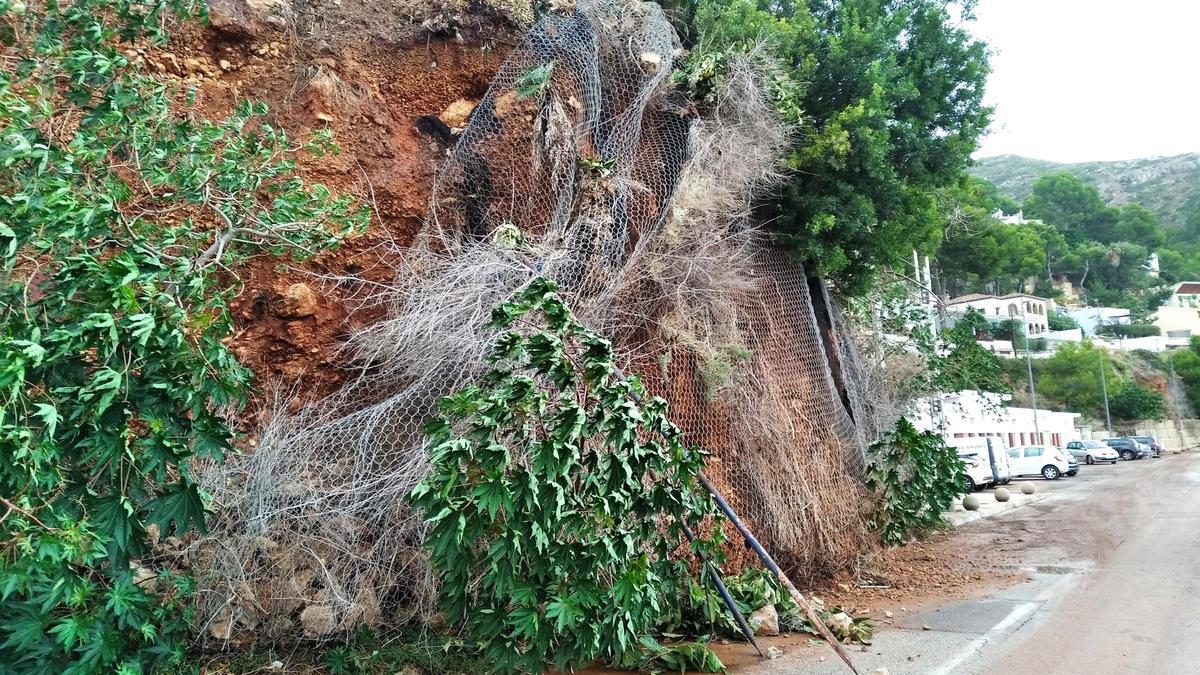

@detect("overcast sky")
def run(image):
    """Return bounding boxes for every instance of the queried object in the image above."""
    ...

[969,0,1200,163]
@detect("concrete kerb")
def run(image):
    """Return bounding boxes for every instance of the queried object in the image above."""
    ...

[945,488,1049,527]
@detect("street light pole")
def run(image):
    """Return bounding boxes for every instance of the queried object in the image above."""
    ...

[1099,351,1113,436]
[1019,307,1042,444]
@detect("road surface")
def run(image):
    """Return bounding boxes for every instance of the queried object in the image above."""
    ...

[749,450,1200,674]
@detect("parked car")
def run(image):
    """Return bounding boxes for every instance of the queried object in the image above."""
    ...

[957,450,996,492]
[1130,435,1165,458]
[1103,437,1152,461]
[1064,450,1079,477]
[1006,445,1073,480]
[1065,440,1120,465]
[949,436,1012,486]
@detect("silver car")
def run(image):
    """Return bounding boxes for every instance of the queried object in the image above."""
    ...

[1065,440,1119,465]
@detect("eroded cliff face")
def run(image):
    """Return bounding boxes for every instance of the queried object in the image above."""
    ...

[145,1,521,409]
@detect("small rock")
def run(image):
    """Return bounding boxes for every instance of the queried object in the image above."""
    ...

[884,610,894,618]
[639,51,662,74]
[219,59,233,71]
[268,662,283,670]
[209,606,234,640]
[866,669,891,675]
[271,283,319,319]
[827,611,853,638]
[313,57,338,69]
[861,645,870,652]
[766,646,784,660]
[300,604,337,636]
[316,112,334,123]
[440,98,477,129]
[922,624,932,631]
[748,604,780,637]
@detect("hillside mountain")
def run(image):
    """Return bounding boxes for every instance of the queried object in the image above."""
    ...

[969,153,1200,228]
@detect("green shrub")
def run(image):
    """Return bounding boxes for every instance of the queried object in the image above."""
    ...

[1095,323,1161,338]
[1108,383,1166,420]
[0,0,365,670]
[865,418,966,546]
[410,279,724,673]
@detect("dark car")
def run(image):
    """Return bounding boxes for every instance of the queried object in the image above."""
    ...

[1104,437,1152,461]
[1130,435,1165,458]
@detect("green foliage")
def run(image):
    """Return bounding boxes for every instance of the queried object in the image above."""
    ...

[1047,311,1080,331]
[682,0,992,294]
[1095,323,1161,338]
[928,323,1011,394]
[612,636,724,674]
[322,628,483,675]
[410,278,724,673]
[0,0,365,671]
[515,62,553,99]
[865,418,966,546]
[1170,339,1200,411]
[1107,383,1165,421]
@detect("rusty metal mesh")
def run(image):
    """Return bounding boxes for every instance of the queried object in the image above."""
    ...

[190,0,887,644]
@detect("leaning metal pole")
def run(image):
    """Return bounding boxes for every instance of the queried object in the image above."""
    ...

[697,474,862,675]
[607,365,855,671]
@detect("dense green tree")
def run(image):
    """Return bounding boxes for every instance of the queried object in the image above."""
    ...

[1170,339,1200,410]
[1108,383,1165,420]
[1023,172,1112,243]
[687,0,992,294]
[1047,311,1080,331]
[1113,203,1166,249]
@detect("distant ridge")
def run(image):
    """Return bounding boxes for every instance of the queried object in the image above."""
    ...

[969,153,1200,228]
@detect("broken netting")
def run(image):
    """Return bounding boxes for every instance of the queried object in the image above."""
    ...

[190,0,893,643]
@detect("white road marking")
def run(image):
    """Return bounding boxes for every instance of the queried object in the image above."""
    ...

[927,572,1078,675]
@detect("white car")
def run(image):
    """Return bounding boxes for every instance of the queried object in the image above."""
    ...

[1006,445,1073,480]
[950,436,1013,486]
[957,450,996,492]
[1065,439,1119,465]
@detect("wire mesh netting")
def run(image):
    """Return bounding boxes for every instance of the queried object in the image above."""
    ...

[190,0,895,643]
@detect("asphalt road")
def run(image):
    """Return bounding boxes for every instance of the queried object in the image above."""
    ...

[750,450,1200,675]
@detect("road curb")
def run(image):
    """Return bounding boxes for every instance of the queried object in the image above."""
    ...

[945,490,1050,527]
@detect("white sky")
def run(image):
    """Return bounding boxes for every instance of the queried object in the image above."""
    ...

[969,0,1200,163]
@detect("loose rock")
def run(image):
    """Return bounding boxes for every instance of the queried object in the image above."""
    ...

[300,604,337,636]
[271,283,318,319]
[440,98,477,129]
[748,604,780,636]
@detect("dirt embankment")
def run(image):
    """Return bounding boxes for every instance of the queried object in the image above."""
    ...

[143,1,516,412]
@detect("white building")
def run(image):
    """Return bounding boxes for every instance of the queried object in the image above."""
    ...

[991,209,1044,226]
[1163,281,1200,308]
[911,390,1082,450]
[1065,306,1131,336]
[945,292,1051,336]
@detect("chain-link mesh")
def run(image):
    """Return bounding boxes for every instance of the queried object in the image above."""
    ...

[191,0,887,644]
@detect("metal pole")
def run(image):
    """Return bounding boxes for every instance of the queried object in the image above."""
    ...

[1168,350,1183,435]
[1099,351,1113,436]
[698,474,862,675]
[1018,309,1042,444]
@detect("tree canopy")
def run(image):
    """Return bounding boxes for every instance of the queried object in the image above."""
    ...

[683,0,993,294]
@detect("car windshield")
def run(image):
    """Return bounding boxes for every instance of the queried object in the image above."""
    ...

[1083,441,1105,448]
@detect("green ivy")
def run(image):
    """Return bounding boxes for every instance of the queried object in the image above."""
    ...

[0,0,366,671]
[864,418,966,546]
[411,278,725,673]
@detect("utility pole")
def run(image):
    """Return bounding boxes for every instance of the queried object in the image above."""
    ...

[1168,350,1184,435]
[1017,308,1042,444]
[1099,351,1113,436]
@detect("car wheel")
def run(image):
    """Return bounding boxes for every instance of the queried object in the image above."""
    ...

[1121,449,1134,461]
[1085,454,1094,465]
[1042,465,1061,480]
[1066,470,1077,477]
[963,475,976,493]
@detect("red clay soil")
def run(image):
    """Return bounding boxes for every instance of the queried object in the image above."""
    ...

[141,22,510,412]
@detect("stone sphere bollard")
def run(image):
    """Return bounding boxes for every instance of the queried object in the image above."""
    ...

[963,494,981,511]
[994,487,1011,502]
[1021,483,1036,495]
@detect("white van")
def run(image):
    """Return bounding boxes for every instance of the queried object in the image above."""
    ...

[948,436,1013,489]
